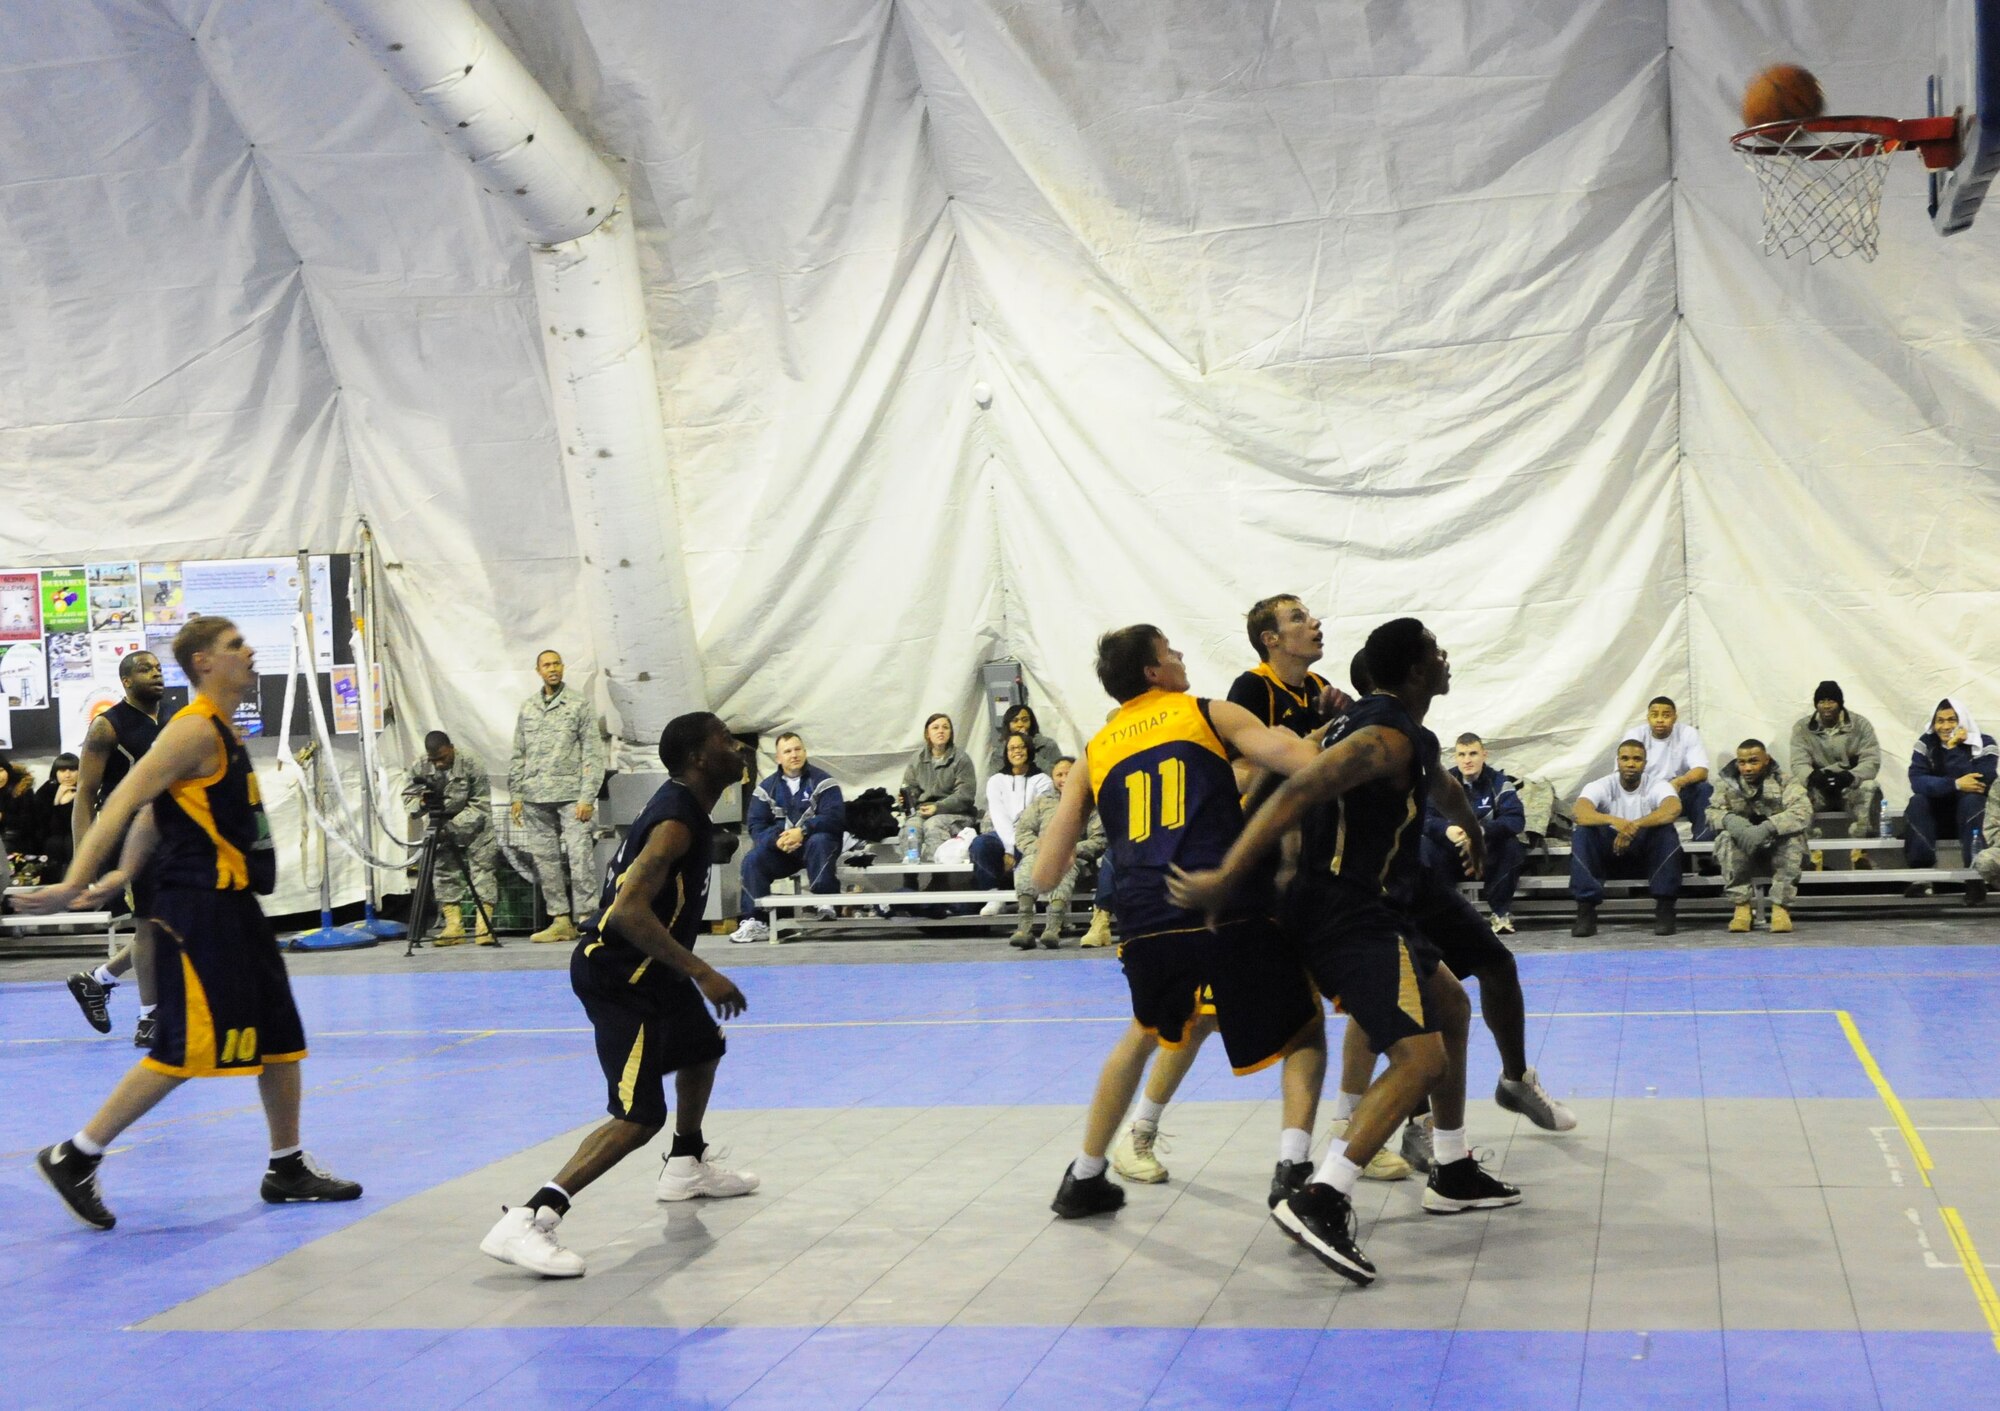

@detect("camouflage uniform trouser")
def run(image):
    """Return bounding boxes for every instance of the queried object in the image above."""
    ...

[517,800,598,918]
[1978,842,2000,886]
[1806,779,1882,839]
[1014,846,1082,917]
[1715,830,1807,907]
[434,821,499,909]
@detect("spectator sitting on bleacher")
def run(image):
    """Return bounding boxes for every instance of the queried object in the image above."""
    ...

[1424,733,1526,936]
[1010,756,1104,950]
[34,754,81,876]
[1569,739,1683,938]
[1708,739,1809,935]
[1973,788,1998,902]
[990,704,1064,777]
[731,733,846,944]
[1629,696,1714,841]
[0,755,38,858]
[1790,680,1881,869]
[901,713,976,860]
[972,733,1053,915]
[1904,699,1995,896]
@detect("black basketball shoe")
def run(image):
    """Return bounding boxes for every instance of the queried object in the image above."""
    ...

[66,973,112,1034]
[260,1153,363,1204]
[1271,1184,1374,1285]
[1267,1158,1313,1210]
[37,1143,115,1230]
[1050,1166,1125,1219]
[1421,1155,1523,1214]
[133,1013,156,1049]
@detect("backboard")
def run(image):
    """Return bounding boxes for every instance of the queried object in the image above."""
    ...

[1929,0,2000,233]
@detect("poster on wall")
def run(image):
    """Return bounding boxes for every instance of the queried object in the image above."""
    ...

[58,681,123,754]
[41,569,87,633]
[0,692,9,749]
[142,561,185,627]
[91,634,145,681]
[48,632,93,684]
[143,625,188,687]
[331,664,385,734]
[0,571,42,641]
[0,640,49,709]
[85,562,140,633]
[230,698,263,738]
[180,557,332,674]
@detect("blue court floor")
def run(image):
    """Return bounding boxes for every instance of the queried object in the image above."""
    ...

[3,939,1999,1410]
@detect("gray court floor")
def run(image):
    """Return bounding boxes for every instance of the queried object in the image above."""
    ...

[143,1095,2000,1338]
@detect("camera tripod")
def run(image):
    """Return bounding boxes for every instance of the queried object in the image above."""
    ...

[403,812,501,958]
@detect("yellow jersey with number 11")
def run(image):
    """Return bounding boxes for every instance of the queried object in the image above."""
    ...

[1087,689,1262,938]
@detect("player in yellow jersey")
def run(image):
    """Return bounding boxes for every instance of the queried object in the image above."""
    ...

[1032,625,1329,1219]
[25,616,359,1230]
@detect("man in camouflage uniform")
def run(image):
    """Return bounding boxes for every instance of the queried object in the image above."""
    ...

[509,650,606,943]
[1707,738,1811,934]
[407,730,498,944]
[1789,679,1882,867]
[1974,788,1998,903]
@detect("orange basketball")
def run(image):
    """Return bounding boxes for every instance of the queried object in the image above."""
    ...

[1741,64,1826,128]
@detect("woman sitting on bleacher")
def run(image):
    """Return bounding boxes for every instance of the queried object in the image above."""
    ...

[970,733,1053,915]
[900,712,977,860]
[989,704,1064,778]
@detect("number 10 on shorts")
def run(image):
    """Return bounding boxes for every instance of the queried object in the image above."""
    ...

[220,1027,260,1064]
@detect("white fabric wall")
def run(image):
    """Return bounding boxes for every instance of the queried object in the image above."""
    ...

[4,0,1997,907]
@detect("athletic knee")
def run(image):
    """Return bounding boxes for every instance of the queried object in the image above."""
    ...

[1388,1034,1448,1088]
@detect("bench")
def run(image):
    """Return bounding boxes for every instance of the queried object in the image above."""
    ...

[1,887,128,958]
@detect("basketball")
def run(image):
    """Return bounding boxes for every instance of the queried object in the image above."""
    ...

[1741,63,1826,127]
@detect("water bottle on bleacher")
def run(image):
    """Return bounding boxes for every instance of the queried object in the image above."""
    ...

[900,788,923,863]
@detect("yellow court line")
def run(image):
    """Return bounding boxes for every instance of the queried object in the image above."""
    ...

[1943,1208,2000,1352]
[1835,1009,1935,1187]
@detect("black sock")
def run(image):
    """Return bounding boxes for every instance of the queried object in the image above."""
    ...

[525,1184,570,1218]
[669,1130,706,1160]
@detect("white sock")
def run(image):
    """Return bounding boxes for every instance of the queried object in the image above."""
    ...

[1134,1097,1166,1126]
[1071,1153,1108,1180]
[269,1145,301,1162]
[1332,1090,1362,1121]
[1279,1127,1311,1164]
[70,1131,105,1158]
[138,1004,156,1019]
[1314,1152,1363,1196]
[92,965,118,987]
[1432,1125,1469,1166]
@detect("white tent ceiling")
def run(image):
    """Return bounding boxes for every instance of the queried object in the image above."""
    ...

[4,0,1997,809]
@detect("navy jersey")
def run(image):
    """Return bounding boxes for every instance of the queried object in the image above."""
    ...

[1226,663,1333,737]
[96,700,161,805]
[152,696,276,895]
[581,778,713,983]
[1296,694,1437,904]
[1088,690,1265,936]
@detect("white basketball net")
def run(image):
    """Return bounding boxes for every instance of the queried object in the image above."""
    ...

[1736,126,1894,263]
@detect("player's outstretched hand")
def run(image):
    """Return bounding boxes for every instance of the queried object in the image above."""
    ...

[697,968,748,1020]
[1166,865,1229,929]
[1461,832,1486,881]
[75,871,130,910]
[12,881,84,915]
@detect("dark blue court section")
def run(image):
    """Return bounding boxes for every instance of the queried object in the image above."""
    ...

[2,942,1998,1409]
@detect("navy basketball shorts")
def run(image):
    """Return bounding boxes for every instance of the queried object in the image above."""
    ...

[1290,889,1444,1056]
[1409,874,1514,980]
[570,943,727,1129]
[1121,916,1320,1075]
[143,889,307,1077]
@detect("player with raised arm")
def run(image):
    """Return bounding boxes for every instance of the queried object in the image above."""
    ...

[480,711,757,1279]
[1171,619,1521,1286]
[27,618,360,1230]
[1032,625,1328,1221]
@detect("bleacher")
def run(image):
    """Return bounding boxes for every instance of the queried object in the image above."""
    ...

[1,886,130,959]
[752,812,1987,943]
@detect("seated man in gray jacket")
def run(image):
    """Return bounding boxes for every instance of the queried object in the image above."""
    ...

[1790,680,1881,867]
[1708,739,1811,935]
[1976,789,1999,901]
[1010,756,1105,950]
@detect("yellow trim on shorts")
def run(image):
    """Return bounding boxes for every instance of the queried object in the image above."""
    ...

[1396,938,1424,1024]
[1229,1013,1325,1078]
[616,1027,647,1114]
[262,1050,307,1065]
[140,950,250,1077]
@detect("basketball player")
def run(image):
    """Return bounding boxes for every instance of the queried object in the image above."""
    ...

[26,618,361,1230]
[62,651,167,1044]
[1338,650,1576,1176]
[1032,625,1327,1220]
[1172,619,1521,1285]
[481,712,757,1279]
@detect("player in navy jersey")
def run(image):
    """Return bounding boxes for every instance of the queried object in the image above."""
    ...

[26,617,360,1231]
[1172,619,1521,1285]
[1031,625,1329,1222]
[481,712,756,1279]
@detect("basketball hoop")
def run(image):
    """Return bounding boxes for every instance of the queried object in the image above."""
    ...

[1730,115,1961,262]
